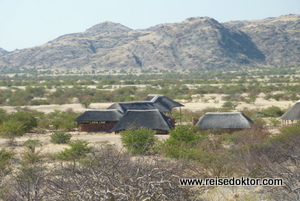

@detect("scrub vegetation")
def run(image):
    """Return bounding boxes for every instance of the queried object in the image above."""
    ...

[0,65,299,106]
[0,65,299,200]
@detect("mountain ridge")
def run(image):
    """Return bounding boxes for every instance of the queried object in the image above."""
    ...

[0,14,299,71]
[0,48,8,57]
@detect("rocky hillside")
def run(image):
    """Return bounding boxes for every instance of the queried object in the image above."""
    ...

[224,14,300,66]
[0,48,8,57]
[0,15,299,72]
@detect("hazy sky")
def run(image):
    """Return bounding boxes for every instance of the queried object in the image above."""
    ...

[1,0,299,51]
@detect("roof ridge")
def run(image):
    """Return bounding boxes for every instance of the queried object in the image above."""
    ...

[126,109,160,112]
[206,112,242,114]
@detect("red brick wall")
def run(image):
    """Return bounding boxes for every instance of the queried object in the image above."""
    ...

[78,121,117,132]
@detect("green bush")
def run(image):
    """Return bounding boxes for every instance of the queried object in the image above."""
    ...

[23,139,40,151]
[0,108,40,143]
[39,109,78,131]
[0,120,27,145]
[0,109,8,124]
[50,132,72,144]
[277,122,300,142]
[22,139,42,164]
[163,125,208,159]
[0,149,14,172]
[58,140,92,160]
[167,125,199,144]
[222,101,238,110]
[7,111,38,133]
[261,106,284,117]
[120,128,157,155]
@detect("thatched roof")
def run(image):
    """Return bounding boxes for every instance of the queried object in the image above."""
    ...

[280,101,300,120]
[107,102,158,113]
[110,109,173,132]
[144,94,184,110]
[196,112,253,129]
[107,95,183,114]
[74,109,123,122]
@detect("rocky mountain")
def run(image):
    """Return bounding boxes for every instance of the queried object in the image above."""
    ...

[224,14,300,66]
[0,48,8,57]
[0,15,299,72]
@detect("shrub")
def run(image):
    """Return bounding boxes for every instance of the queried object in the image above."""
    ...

[0,109,8,124]
[9,111,38,132]
[269,117,281,127]
[222,101,238,110]
[40,109,78,131]
[58,140,92,160]
[50,132,72,144]
[23,139,40,151]
[163,125,208,159]
[261,106,284,117]
[22,139,42,164]
[0,149,14,173]
[120,128,157,155]
[167,125,199,144]
[0,120,27,145]
[277,122,300,142]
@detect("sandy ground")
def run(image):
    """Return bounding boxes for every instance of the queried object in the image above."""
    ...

[0,131,170,155]
[0,132,122,155]
[0,103,113,114]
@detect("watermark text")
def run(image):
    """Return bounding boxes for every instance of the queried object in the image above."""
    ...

[180,177,283,186]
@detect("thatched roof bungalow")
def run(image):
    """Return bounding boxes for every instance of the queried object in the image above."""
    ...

[280,100,300,124]
[75,94,183,133]
[196,112,253,132]
[74,109,123,132]
[110,109,173,134]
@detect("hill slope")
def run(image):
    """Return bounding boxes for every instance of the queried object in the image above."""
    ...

[0,48,8,57]
[0,15,299,71]
[224,14,300,66]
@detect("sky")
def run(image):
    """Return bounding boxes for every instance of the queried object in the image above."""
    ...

[1,0,299,51]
